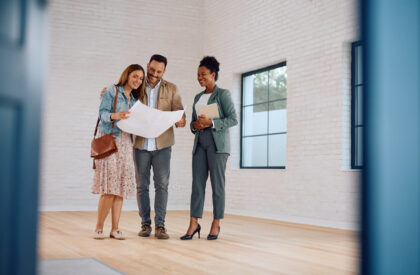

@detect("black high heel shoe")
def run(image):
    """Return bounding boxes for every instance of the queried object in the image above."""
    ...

[207,226,220,240]
[180,223,201,240]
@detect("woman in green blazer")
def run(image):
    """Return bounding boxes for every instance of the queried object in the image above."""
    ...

[181,56,238,240]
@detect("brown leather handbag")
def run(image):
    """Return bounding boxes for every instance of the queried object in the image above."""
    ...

[91,86,119,169]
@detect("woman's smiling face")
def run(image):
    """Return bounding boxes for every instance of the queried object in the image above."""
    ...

[127,70,144,90]
[197,66,215,87]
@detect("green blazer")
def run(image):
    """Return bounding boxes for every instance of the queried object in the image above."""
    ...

[191,85,238,154]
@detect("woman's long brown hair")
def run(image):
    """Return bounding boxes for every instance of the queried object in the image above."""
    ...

[116,64,146,100]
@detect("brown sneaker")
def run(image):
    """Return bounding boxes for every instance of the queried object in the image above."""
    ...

[155,226,169,239]
[138,224,152,237]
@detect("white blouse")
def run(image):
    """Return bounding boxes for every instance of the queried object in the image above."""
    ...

[194,93,212,115]
[194,93,215,128]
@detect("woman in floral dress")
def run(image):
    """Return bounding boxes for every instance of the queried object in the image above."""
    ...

[92,64,145,240]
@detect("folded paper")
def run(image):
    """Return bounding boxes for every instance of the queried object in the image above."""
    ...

[198,103,219,118]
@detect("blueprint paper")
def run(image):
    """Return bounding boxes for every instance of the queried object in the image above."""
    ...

[117,101,185,138]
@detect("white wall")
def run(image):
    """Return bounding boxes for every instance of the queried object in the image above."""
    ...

[201,0,360,229]
[41,0,360,230]
[41,0,203,211]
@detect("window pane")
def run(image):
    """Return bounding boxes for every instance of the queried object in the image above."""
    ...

[243,105,268,136]
[356,45,363,85]
[268,134,286,166]
[242,72,268,106]
[269,66,287,101]
[242,136,267,167]
[241,63,288,169]
[356,86,363,125]
[268,100,287,133]
[351,42,364,169]
[253,102,268,112]
[355,127,363,166]
[242,74,254,106]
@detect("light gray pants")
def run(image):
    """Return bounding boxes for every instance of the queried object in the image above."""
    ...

[191,129,228,219]
[134,147,171,227]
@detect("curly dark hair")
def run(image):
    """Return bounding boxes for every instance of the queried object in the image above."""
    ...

[199,56,220,81]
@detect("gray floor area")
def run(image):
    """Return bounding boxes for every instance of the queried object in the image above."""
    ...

[39,258,125,275]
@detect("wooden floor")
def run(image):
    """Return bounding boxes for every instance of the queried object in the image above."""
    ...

[38,211,359,274]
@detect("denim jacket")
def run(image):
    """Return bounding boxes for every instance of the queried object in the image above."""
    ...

[97,85,137,138]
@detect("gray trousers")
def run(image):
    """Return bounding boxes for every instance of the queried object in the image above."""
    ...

[134,147,171,226]
[191,129,228,219]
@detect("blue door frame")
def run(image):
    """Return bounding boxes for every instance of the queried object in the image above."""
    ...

[0,0,47,274]
[362,0,420,274]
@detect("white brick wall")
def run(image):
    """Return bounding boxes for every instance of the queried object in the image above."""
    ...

[201,0,360,230]
[41,0,360,230]
[41,0,203,212]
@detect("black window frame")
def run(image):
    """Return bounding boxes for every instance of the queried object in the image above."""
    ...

[351,41,364,169]
[240,61,287,169]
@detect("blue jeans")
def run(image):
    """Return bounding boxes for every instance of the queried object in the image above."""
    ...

[134,147,171,227]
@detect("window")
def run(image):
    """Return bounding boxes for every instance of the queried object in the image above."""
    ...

[240,62,287,168]
[351,41,363,168]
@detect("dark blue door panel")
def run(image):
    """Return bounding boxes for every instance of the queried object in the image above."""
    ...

[0,0,47,274]
[362,1,420,274]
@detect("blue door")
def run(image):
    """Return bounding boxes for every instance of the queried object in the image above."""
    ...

[362,0,420,274]
[0,0,47,274]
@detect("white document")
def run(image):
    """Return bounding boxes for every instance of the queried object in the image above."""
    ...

[198,103,219,118]
[117,101,185,138]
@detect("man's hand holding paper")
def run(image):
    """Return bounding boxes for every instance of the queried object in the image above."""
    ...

[175,116,186,127]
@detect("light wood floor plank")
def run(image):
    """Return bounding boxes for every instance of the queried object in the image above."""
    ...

[38,211,358,274]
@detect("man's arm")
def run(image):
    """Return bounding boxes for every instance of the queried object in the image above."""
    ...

[172,85,186,127]
[100,87,107,98]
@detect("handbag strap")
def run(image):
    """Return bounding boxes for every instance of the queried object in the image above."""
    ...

[93,85,119,137]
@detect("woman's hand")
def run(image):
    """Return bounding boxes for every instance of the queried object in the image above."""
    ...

[111,110,130,120]
[193,115,212,130]
[198,115,213,128]
[192,120,206,130]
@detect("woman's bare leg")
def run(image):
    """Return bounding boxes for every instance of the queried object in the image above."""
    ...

[95,194,114,231]
[111,195,123,231]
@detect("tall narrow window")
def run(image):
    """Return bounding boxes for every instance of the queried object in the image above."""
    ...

[352,41,363,168]
[241,62,287,168]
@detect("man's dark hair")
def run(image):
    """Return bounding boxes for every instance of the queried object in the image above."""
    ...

[149,54,168,68]
[199,56,220,81]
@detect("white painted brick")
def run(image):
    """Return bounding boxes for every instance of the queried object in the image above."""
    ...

[41,0,361,230]
[201,0,360,230]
